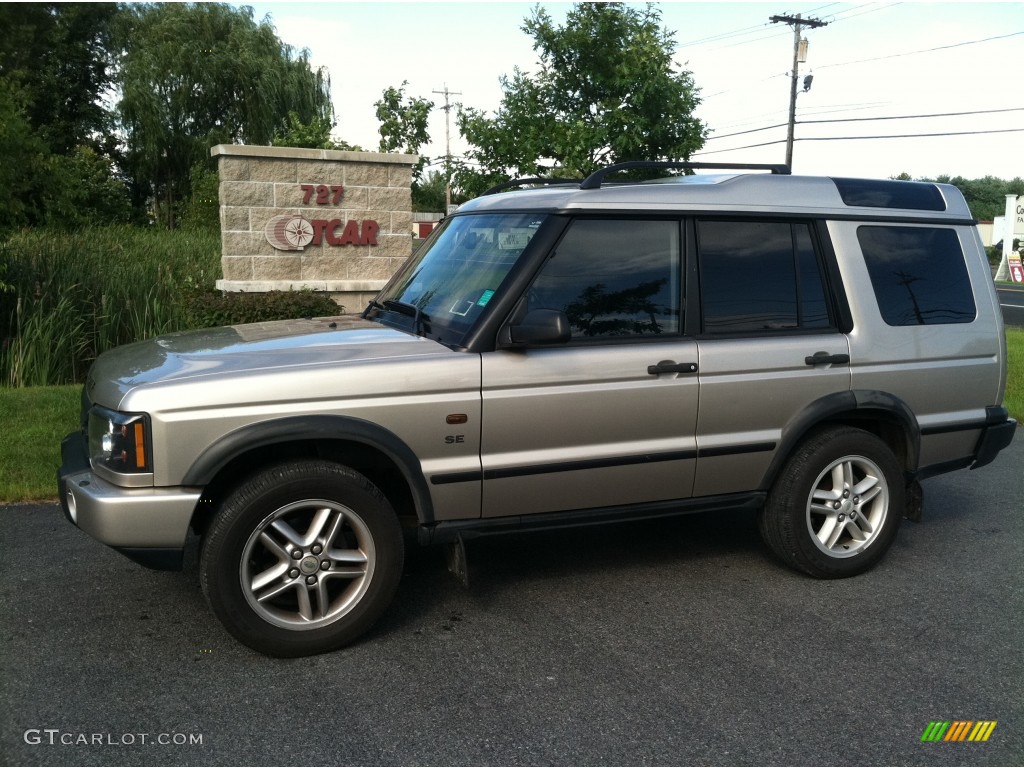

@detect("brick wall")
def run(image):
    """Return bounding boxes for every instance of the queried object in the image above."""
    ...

[211,144,419,312]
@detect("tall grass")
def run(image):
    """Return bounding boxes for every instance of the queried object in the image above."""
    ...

[1005,328,1023,423]
[0,226,220,386]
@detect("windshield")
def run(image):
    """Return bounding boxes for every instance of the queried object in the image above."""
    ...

[368,213,547,345]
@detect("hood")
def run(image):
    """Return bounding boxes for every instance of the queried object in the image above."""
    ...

[87,317,455,409]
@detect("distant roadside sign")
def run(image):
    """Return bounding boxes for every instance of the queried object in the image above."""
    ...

[1009,254,1024,284]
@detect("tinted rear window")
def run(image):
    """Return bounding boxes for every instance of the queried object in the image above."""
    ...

[857,226,975,326]
[698,220,833,334]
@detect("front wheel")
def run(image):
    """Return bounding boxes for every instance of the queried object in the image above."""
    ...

[759,426,904,579]
[200,461,404,656]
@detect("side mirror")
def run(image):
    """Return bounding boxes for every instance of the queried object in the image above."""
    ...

[508,309,571,346]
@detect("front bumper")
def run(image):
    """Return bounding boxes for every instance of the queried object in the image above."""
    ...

[58,432,202,570]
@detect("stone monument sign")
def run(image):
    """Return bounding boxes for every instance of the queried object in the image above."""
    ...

[211,144,419,311]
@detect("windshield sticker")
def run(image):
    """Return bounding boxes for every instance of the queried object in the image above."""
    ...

[477,290,496,307]
[498,229,533,250]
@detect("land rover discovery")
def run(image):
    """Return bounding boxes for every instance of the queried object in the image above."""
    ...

[59,162,1017,656]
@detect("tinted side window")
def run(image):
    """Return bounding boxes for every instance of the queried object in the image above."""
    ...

[698,220,833,334]
[858,226,975,326]
[527,219,681,339]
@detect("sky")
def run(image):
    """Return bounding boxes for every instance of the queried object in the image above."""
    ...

[239,1,1023,181]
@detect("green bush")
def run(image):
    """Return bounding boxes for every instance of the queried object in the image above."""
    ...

[188,290,342,327]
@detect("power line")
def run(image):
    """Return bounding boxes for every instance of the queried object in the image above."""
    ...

[798,128,1024,141]
[816,30,1024,70]
[798,106,1024,124]
[824,2,903,24]
[678,22,770,47]
[694,126,1024,155]
[708,122,788,141]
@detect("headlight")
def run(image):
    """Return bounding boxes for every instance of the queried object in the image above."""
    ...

[88,406,152,477]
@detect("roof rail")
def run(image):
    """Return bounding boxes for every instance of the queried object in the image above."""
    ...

[579,161,791,190]
[482,177,582,196]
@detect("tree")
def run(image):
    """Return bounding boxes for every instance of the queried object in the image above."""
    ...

[272,111,362,152]
[456,2,706,195]
[376,82,433,157]
[0,81,50,232]
[0,3,119,156]
[411,170,453,213]
[375,81,433,189]
[116,3,333,226]
[0,3,122,229]
[933,175,1024,222]
[894,173,1024,222]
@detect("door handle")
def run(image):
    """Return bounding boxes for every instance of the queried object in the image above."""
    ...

[647,360,698,375]
[805,351,850,366]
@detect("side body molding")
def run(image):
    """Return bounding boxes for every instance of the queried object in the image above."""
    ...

[181,415,435,523]
[758,390,922,491]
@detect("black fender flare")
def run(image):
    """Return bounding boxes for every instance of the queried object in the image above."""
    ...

[182,415,435,523]
[760,390,921,491]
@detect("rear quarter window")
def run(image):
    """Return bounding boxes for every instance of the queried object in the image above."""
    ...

[857,226,975,326]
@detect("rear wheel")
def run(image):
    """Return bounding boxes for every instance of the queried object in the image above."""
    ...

[200,461,403,656]
[759,426,904,578]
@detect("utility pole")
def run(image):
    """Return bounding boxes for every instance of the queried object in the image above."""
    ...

[432,84,462,212]
[769,14,827,169]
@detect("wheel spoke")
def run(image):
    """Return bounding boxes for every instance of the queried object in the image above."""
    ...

[258,531,291,562]
[834,463,849,494]
[812,487,841,504]
[270,519,303,547]
[816,514,839,548]
[254,579,296,604]
[322,509,347,549]
[328,547,368,565]
[824,517,847,549]
[251,561,289,593]
[324,566,365,580]
[846,521,869,542]
[859,485,882,506]
[301,507,333,546]
[853,474,879,498]
[315,579,331,619]
[296,584,314,621]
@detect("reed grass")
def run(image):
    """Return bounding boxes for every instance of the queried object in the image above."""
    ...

[0,226,220,386]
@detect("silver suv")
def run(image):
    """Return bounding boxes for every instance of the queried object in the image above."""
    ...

[59,162,1017,657]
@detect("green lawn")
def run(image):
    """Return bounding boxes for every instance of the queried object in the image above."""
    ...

[2,329,1023,502]
[0,384,80,502]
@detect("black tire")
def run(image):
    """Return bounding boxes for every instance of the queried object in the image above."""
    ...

[200,460,404,657]
[759,426,904,579]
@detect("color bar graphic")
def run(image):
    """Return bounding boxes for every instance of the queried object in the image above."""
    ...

[920,721,997,742]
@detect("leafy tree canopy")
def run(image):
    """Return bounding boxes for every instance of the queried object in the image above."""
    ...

[0,2,118,156]
[376,82,433,157]
[376,82,433,184]
[273,111,363,151]
[457,2,706,196]
[116,2,334,225]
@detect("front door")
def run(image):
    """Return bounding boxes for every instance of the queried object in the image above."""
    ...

[480,218,699,518]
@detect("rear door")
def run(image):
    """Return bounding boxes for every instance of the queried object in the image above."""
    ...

[691,218,852,496]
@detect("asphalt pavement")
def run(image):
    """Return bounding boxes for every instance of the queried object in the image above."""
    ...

[998,285,1024,327]
[2,435,1022,766]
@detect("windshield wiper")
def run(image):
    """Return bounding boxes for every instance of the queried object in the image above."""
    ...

[382,299,431,336]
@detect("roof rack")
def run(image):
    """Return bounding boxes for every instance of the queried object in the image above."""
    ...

[482,177,581,196]
[579,161,791,190]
